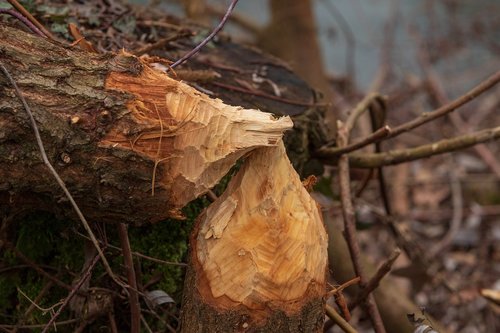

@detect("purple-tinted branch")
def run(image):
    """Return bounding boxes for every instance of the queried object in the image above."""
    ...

[170,0,239,69]
[0,8,46,38]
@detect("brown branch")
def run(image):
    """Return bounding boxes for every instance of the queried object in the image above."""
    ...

[170,0,239,68]
[41,254,100,333]
[76,231,187,267]
[388,70,500,139]
[337,123,386,333]
[118,223,141,333]
[345,93,386,133]
[133,31,193,56]
[413,30,500,178]
[325,304,358,333]
[315,125,391,158]
[6,0,55,40]
[0,8,45,37]
[347,126,500,168]
[349,249,401,310]
[14,280,54,330]
[205,3,261,35]
[210,81,319,107]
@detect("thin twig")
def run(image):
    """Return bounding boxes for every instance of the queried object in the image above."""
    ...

[118,223,141,333]
[316,125,391,158]
[15,281,54,331]
[387,70,500,139]
[75,231,187,267]
[0,319,79,330]
[345,93,386,133]
[205,2,261,35]
[337,121,386,333]
[140,315,154,333]
[0,9,45,37]
[349,249,401,310]
[0,63,123,289]
[347,126,500,168]
[6,0,55,40]
[108,312,119,333]
[328,277,361,321]
[328,276,361,296]
[210,81,319,107]
[325,304,358,333]
[133,31,192,56]
[41,254,100,333]
[170,0,239,68]
[413,30,500,178]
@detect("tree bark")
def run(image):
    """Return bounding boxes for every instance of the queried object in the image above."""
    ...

[0,24,291,224]
[181,143,328,332]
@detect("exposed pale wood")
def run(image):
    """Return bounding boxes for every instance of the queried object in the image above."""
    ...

[181,142,328,332]
[105,55,293,216]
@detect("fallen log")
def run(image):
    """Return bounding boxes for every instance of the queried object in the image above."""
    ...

[0,24,291,223]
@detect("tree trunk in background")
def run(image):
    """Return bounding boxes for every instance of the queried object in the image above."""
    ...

[258,0,337,133]
[182,0,210,25]
[181,143,328,332]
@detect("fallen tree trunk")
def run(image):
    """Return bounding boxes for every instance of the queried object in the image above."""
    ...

[0,24,291,223]
[181,142,327,332]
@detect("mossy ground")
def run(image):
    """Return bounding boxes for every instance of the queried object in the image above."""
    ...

[0,197,208,331]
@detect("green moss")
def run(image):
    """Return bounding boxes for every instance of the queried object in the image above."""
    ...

[127,197,209,299]
[0,194,212,331]
[0,212,82,326]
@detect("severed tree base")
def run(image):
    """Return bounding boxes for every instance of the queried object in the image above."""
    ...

[181,143,328,332]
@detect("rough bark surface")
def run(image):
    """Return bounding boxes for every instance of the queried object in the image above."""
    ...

[181,143,328,333]
[0,24,291,224]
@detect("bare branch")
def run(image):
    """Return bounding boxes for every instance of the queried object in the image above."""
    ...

[388,70,500,139]
[337,122,386,333]
[325,304,358,333]
[349,249,401,310]
[41,254,100,333]
[170,0,239,68]
[0,8,45,37]
[6,0,55,40]
[316,125,391,158]
[118,223,141,333]
[347,126,500,168]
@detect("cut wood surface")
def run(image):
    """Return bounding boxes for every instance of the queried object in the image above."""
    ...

[181,142,328,332]
[0,24,291,223]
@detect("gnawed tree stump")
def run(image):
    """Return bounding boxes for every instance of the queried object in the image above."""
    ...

[0,24,291,223]
[181,142,328,333]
